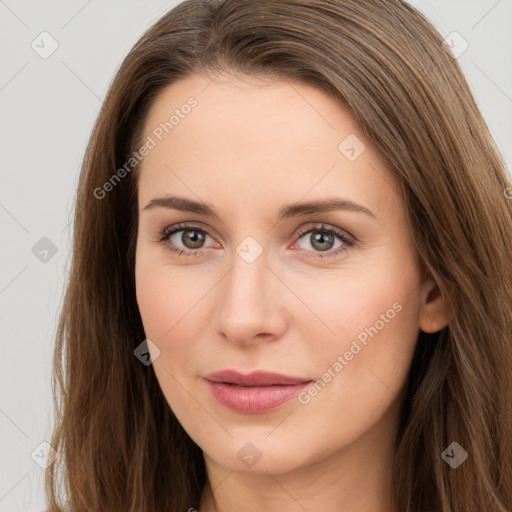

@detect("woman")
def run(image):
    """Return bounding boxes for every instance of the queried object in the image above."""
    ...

[45,0,512,511]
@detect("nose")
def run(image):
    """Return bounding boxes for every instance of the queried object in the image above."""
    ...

[211,248,288,346]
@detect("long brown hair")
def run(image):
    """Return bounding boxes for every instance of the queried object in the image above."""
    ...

[45,0,512,510]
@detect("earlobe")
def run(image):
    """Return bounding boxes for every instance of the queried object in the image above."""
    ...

[418,277,453,333]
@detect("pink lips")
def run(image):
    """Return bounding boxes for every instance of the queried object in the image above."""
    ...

[204,369,313,413]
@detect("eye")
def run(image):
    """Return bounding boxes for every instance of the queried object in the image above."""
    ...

[292,224,355,259]
[157,222,355,259]
[158,223,217,256]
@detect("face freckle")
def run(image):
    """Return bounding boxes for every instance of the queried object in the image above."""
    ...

[134,71,429,477]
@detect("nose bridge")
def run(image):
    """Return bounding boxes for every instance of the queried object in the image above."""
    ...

[212,242,286,344]
[228,249,268,302]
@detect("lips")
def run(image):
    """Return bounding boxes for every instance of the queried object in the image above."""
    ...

[204,369,311,386]
[204,369,313,413]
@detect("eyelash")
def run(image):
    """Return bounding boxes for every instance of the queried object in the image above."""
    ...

[157,222,355,259]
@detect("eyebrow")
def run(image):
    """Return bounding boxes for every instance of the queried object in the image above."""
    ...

[142,195,376,220]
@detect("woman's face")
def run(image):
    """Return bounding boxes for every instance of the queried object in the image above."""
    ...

[135,72,438,475]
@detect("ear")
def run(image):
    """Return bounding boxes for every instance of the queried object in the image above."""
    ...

[418,274,453,333]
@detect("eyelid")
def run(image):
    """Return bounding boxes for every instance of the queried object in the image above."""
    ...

[158,221,215,241]
[158,222,220,252]
[293,222,356,245]
[158,221,356,242]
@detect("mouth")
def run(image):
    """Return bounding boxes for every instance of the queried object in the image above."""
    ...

[204,369,313,413]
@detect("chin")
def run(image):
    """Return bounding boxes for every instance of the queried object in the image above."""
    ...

[200,433,323,475]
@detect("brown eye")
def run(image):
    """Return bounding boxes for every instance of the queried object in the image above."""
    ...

[293,224,355,259]
[159,224,216,255]
[308,231,335,252]
[179,229,206,249]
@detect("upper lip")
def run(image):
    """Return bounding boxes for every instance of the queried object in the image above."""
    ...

[204,369,313,387]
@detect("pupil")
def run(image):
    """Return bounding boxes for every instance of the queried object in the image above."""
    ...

[184,230,204,248]
[312,231,333,251]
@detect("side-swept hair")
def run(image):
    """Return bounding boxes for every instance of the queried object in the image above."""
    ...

[46,1,512,510]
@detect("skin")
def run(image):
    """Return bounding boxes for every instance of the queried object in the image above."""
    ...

[134,72,450,512]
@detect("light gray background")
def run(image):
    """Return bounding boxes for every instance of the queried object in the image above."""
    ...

[1,1,511,510]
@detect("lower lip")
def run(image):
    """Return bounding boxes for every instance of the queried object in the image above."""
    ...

[205,380,311,413]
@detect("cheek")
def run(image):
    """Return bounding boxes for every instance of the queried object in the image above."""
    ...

[134,249,221,406]
[135,246,208,341]
[135,267,172,342]
[294,268,421,440]
[135,257,205,406]
[290,256,419,349]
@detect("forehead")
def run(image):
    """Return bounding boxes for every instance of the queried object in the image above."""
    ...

[137,72,399,218]
[141,72,362,157]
